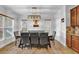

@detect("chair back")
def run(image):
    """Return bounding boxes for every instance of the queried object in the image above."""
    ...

[21,32,29,37]
[14,31,20,39]
[21,32,30,44]
[40,33,48,37]
[39,33,48,45]
[52,31,56,40]
[14,31,19,36]
[30,33,38,44]
[30,33,38,37]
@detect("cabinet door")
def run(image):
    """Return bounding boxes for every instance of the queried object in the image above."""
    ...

[77,6,79,26]
[71,8,77,26]
[72,36,79,52]
[66,33,72,48]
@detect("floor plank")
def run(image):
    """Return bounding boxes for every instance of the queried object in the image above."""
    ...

[0,40,78,54]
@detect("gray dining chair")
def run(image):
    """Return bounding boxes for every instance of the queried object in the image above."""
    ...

[30,33,39,48]
[14,31,21,46]
[39,33,51,48]
[19,32,30,49]
[52,31,56,45]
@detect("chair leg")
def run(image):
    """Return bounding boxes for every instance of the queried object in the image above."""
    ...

[21,45,23,49]
[52,41,55,45]
[18,42,22,48]
[18,44,20,48]
[15,40,17,46]
[30,44,32,49]
[18,39,23,48]
[48,40,51,48]
[21,42,24,49]
[15,37,19,46]
[49,43,51,48]
[53,41,55,45]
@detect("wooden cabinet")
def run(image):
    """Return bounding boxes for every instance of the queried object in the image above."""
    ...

[72,36,79,52]
[71,8,77,26]
[71,6,79,26]
[77,6,79,26]
[66,33,72,48]
[66,34,79,53]
[67,6,79,53]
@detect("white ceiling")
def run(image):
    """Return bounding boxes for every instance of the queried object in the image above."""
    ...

[6,5,63,16]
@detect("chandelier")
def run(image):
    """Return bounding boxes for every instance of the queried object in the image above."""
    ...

[28,15,41,20]
[28,7,41,20]
[27,7,41,27]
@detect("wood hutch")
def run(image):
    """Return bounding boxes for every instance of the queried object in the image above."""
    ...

[66,6,79,53]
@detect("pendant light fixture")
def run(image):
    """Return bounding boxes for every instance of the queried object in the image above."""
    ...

[27,7,41,27]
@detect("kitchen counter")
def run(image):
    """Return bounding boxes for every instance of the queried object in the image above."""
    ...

[66,26,79,53]
[67,32,79,36]
[71,34,79,36]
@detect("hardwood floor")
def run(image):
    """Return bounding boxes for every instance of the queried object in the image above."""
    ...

[0,40,78,54]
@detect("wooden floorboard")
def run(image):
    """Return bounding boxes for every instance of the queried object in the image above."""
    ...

[0,40,78,54]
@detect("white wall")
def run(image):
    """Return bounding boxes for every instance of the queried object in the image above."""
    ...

[53,6,66,46]
[0,6,19,48]
[15,13,53,36]
[26,20,45,30]
[14,16,22,31]
[20,20,52,36]
[54,5,77,46]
